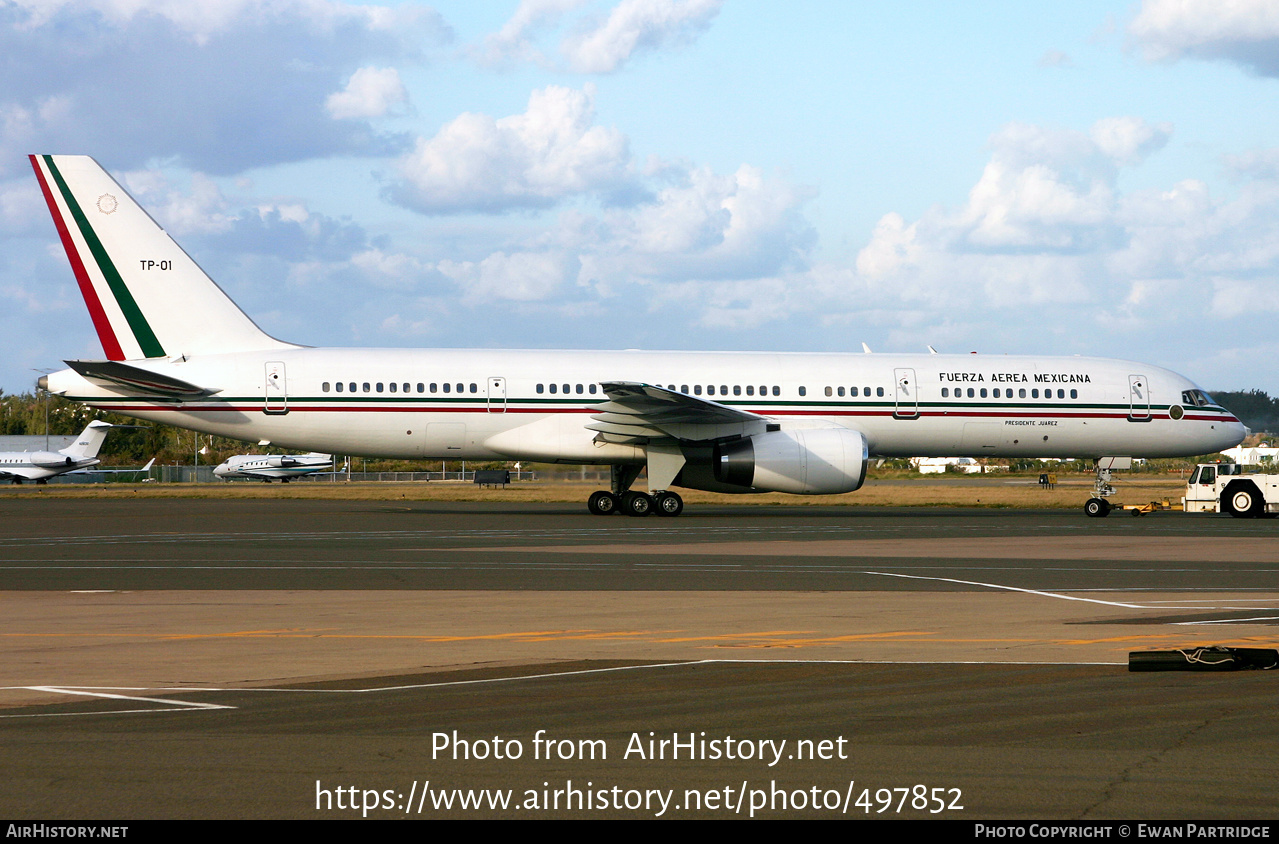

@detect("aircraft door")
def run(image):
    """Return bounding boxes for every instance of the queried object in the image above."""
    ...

[487,377,507,413]
[893,368,919,419]
[264,361,288,414]
[1128,374,1150,422]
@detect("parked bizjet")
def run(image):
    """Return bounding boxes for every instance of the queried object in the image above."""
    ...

[29,155,1247,516]
[0,420,112,484]
[214,452,335,482]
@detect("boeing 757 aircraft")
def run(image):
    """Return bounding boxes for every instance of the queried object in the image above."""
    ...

[29,155,1247,516]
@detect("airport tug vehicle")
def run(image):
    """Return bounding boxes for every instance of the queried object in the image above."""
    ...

[1182,463,1279,518]
[1085,462,1279,518]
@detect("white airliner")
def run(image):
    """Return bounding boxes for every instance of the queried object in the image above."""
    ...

[30,155,1247,516]
[214,452,335,482]
[0,420,112,484]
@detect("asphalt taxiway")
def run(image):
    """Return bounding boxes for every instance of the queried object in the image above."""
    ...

[0,498,1275,818]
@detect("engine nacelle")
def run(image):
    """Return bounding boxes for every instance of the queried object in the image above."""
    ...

[713,428,868,494]
[266,457,296,468]
[29,452,73,469]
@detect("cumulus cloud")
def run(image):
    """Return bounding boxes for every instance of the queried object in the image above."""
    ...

[120,170,235,236]
[475,0,723,73]
[326,66,410,120]
[842,116,1279,366]
[0,0,449,176]
[389,85,632,214]
[423,161,816,325]
[438,251,578,302]
[1129,0,1279,76]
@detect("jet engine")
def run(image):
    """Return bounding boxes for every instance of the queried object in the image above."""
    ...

[712,428,868,494]
[29,453,74,469]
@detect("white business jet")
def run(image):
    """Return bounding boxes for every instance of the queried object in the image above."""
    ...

[0,420,112,484]
[30,155,1246,516]
[214,452,335,482]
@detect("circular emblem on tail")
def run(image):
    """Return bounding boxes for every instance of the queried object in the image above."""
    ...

[96,194,118,214]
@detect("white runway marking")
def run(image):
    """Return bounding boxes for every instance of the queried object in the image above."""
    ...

[862,570,1279,612]
[0,686,234,718]
[0,659,1122,719]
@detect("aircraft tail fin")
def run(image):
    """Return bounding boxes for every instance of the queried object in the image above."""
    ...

[61,420,113,460]
[30,154,297,360]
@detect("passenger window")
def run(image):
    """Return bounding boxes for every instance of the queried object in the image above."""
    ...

[1019,388,1026,398]
[1031,389,1039,398]
[967,388,974,398]
[471,384,478,393]
[389,383,397,393]
[349,382,356,392]
[335,382,343,393]
[734,385,741,396]
[681,385,689,394]
[576,384,583,394]
[799,386,806,396]
[980,388,987,398]
[536,384,543,394]
[417,383,424,393]
[430,383,438,393]
[363,383,371,393]
[720,385,727,395]
[746,385,754,396]
[773,386,780,396]
[376,383,384,392]
[549,384,557,394]
[560,384,567,394]
[941,388,948,398]
[877,387,884,397]
[837,387,845,397]
[322,382,330,392]
[824,386,832,397]
[589,384,597,394]
[443,383,451,393]
[1070,389,1077,399]
[694,385,702,395]
[1057,389,1064,399]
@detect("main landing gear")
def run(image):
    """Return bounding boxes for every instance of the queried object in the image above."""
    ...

[587,465,684,517]
[1084,460,1116,518]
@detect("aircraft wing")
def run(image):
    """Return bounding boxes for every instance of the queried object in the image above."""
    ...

[81,458,156,475]
[588,381,771,444]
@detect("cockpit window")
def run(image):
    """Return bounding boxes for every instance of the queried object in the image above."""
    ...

[1181,389,1214,407]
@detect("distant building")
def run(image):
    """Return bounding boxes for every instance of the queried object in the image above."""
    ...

[1221,445,1279,466]
[912,457,995,474]
[0,435,76,452]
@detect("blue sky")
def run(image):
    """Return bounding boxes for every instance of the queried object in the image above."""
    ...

[3,0,1279,395]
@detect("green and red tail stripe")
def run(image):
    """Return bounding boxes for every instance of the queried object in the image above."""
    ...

[30,154,165,360]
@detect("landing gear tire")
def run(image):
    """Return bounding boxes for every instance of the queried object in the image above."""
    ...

[622,491,653,517]
[1084,497,1110,518]
[653,491,683,517]
[587,490,619,515]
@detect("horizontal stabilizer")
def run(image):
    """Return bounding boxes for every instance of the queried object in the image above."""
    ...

[65,360,212,397]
